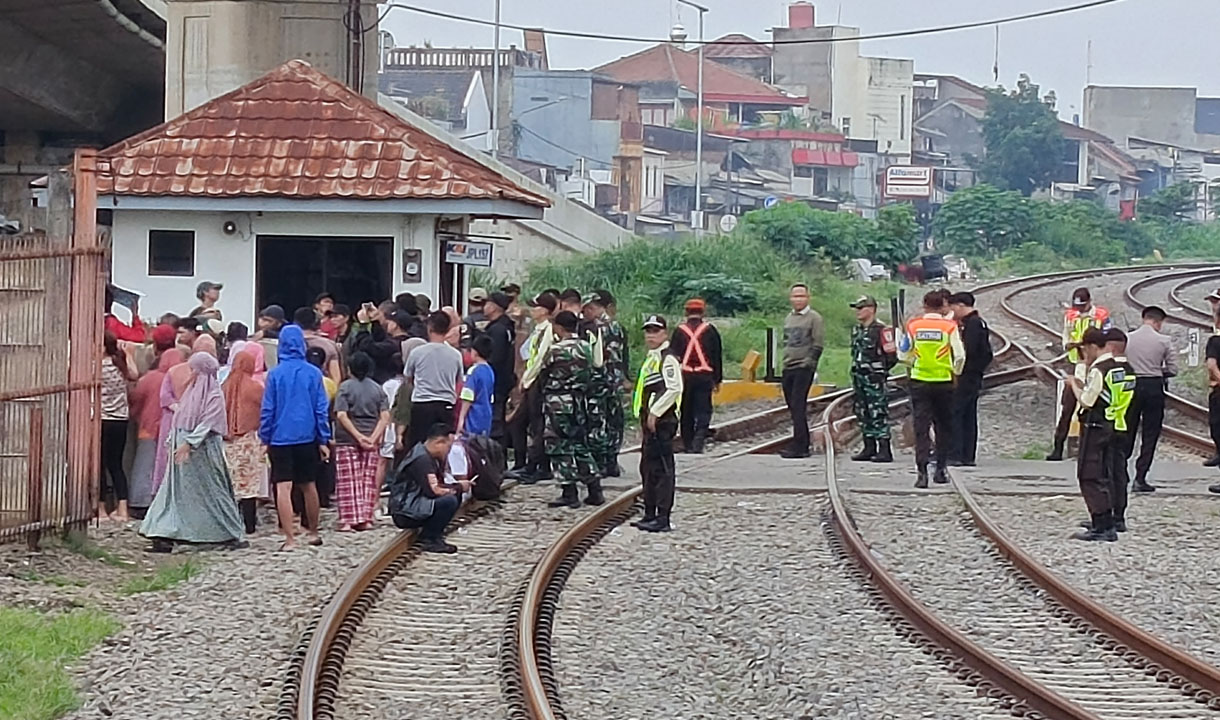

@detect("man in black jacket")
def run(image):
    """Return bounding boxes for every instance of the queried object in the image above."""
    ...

[669,298,723,453]
[482,292,518,443]
[948,292,993,466]
[352,306,412,384]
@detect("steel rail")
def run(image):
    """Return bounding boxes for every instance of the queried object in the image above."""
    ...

[952,475,1220,704]
[1169,274,1219,322]
[819,391,1101,720]
[1125,267,1220,330]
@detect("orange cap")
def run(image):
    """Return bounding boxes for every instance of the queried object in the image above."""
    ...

[685,298,706,312]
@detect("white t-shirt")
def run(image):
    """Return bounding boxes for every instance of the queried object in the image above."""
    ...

[447,441,468,478]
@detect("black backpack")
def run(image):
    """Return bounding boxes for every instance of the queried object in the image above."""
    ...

[464,435,506,500]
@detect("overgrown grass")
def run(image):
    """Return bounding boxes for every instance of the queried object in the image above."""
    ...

[119,559,203,595]
[0,608,118,720]
[493,234,898,389]
[1018,441,1052,460]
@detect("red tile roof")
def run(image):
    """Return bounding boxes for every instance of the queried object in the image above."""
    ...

[596,44,802,106]
[728,128,845,143]
[704,33,773,59]
[792,149,858,167]
[96,60,549,207]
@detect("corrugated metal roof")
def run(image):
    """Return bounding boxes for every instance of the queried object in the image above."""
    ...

[96,60,548,207]
[704,34,773,59]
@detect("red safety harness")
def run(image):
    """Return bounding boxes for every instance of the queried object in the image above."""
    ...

[678,322,713,373]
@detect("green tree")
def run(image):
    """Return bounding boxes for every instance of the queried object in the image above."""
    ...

[979,75,1065,196]
[868,204,920,269]
[932,184,1036,257]
[1138,181,1198,221]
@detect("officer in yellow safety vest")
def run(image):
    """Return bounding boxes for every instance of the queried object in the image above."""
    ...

[632,314,684,532]
[898,290,966,488]
[1072,327,1134,542]
[1048,287,1112,460]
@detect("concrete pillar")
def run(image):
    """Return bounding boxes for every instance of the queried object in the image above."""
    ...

[164,0,379,119]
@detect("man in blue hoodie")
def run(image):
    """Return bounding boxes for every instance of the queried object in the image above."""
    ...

[260,325,332,551]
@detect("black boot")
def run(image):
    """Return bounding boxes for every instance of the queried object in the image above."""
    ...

[1206,455,1220,467]
[239,498,257,535]
[914,468,929,489]
[870,438,893,463]
[689,436,706,454]
[584,479,605,506]
[1131,478,1157,493]
[638,515,671,532]
[1045,441,1065,461]
[851,439,877,462]
[604,463,622,478]
[1072,513,1117,542]
[631,505,656,528]
[1113,516,1128,533]
[548,484,581,509]
[933,466,949,484]
[780,446,811,459]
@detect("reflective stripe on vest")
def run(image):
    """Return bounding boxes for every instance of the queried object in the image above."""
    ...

[1066,308,1109,364]
[1104,366,1136,432]
[633,352,663,418]
[905,317,957,383]
[678,322,713,373]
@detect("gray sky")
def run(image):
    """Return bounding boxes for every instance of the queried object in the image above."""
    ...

[381,0,1220,118]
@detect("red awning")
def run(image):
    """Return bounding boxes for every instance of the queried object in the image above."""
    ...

[792,149,859,167]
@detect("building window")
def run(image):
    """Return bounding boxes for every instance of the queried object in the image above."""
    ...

[794,165,813,178]
[814,167,829,196]
[148,230,195,276]
[841,117,852,137]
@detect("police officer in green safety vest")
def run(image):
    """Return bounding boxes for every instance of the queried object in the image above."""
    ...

[632,314,684,533]
[1072,327,1136,542]
[898,290,965,489]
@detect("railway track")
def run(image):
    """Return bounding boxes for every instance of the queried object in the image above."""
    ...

[284,263,1220,720]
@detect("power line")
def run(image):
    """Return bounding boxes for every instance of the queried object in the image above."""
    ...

[379,0,1129,47]
[515,125,613,168]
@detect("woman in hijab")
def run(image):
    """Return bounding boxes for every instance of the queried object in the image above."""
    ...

[155,335,218,496]
[128,348,184,519]
[140,352,246,552]
[222,352,265,535]
[218,339,248,384]
[244,341,268,384]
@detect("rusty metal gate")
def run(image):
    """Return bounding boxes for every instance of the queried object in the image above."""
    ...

[0,150,104,547]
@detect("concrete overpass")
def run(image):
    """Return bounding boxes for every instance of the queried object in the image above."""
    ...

[1,0,167,227]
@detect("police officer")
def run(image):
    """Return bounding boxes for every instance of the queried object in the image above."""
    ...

[1048,287,1111,460]
[507,292,557,482]
[1072,327,1134,541]
[541,311,600,509]
[590,290,628,476]
[633,314,683,532]
[669,297,723,454]
[899,290,965,488]
[849,295,896,463]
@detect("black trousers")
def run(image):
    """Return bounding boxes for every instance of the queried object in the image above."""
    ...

[1125,377,1165,483]
[393,493,460,541]
[1210,388,1220,457]
[781,366,815,452]
[1077,423,1117,520]
[910,380,954,471]
[1110,431,1130,521]
[509,385,548,471]
[409,401,455,449]
[490,391,509,444]
[1053,381,1077,446]
[952,374,983,463]
[641,416,677,519]
[680,374,716,450]
[101,419,130,502]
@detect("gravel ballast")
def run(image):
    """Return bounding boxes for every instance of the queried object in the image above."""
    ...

[551,492,1012,719]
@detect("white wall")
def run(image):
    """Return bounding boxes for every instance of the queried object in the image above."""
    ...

[110,208,442,327]
[828,27,913,158]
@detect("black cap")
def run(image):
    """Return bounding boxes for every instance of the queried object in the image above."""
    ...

[385,309,412,330]
[642,314,668,330]
[314,291,335,304]
[559,289,582,305]
[553,310,579,332]
[594,288,615,306]
[1072,287,1091,306]
[528,292,558,313]
[178,316,201,332]
[500,282,522,295]
[327,303,351,318]
[947,291,976,307]
[259,304,285,322]
[487,291,512,311]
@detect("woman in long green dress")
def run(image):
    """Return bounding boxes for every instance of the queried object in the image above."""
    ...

[140,352,247,552]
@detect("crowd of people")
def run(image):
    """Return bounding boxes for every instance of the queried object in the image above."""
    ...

[97,277,719,553]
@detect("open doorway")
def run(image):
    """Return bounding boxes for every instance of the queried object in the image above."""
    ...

[256,235,392,316]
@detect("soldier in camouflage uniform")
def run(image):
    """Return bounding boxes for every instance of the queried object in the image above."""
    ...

[583,291,627,476]
[578,294,613,479]
[600,290,629,472]
[542,310,602,509]
[849,295,896,463]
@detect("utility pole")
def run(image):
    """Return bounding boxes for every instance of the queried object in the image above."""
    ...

[677,0,708,238]
[491,0,502,159]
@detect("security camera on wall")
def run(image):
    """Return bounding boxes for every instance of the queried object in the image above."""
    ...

[222,220,238,235]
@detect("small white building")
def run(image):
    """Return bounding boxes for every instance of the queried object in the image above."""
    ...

[98,60,548,326]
